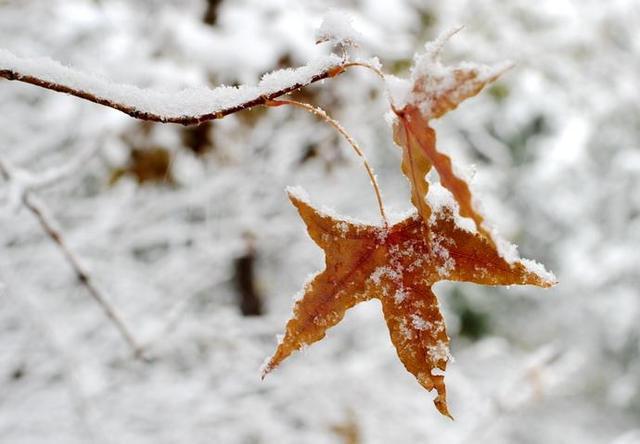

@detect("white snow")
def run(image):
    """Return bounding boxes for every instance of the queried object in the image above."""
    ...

[399,319,414,340]
[427,340,453,362]
[286,185,311,204]
[315,10,363,47]
[490,227,522,264]
[411,314,430,331]
[385,75,412,109]
[393,288,407,304]
[10,1,639,442]
[426,181,477,233]
[521,258,557,283]
[370,266,401,285]
[0,48,342,119]
[385,26,513,117]
[336,221,349,237]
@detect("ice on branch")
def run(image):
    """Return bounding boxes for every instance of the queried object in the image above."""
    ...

[315,10,363,47]
[0,49,343,123]
[386,26,513,118]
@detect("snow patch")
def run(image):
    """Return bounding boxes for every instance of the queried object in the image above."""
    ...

[521,258,557,283]
[399,319,414,340]
[315,10,363,47]
[370,266,401,285]
[385,75,412,110]
[411,314,430,331]
[286,185,311,204]
[385,26,512,118]
[431,232,456,276]
[394,288,407,304]
[0,48,342,119]
[427,340,453,363]
[490,227,521,264]
[336,221,349,237]
[426,182,477,233]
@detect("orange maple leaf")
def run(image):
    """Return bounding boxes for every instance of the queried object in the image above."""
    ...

[263,28,555,418]
[390,26,513,241]
[263,189,554,417]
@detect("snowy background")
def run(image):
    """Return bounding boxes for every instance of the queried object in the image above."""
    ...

[1,0,639,443]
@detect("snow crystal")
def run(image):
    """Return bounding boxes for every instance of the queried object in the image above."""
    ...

[521,258,557,283]
[315,10,362,47]
[490,227,521,264]
[436,256,455,277]
[394,289,407,304]
[259,355,273,377]
[430,232,456,276]
[0,48,342,119]
[286,185,311,204]
[385,75,412,110]
[384,26,513,118]
[292,272,323,303]
[411,314,430,331]
[399,319,414,340]
[406,257,424,273]
[426,182,477,233]
[432,320,445,334]
[336,221,349,237]
[370,266,401,285]
[487,225,555,278]
[430,368,446,377]
[287,186,380,233]
[374,226,389,243]
[427,340,453,362]
[362,56,382,72]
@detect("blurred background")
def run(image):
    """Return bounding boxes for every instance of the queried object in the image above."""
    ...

[1,0,639,443]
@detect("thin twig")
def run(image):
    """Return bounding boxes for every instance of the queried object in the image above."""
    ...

[0,158,144,359]
[267,98,388,227]
[0,64,347,126]
[343,61,386,81]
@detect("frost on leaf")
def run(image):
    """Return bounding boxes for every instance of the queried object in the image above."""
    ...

[264,27,555,419]
[263,190,554,418]
[390,27,513,243]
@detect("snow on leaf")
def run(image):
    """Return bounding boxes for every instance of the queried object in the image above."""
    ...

[263,189,555,418]
[315,10,363,48]
[390,28,513,245]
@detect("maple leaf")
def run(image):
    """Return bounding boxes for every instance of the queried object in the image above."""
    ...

[390,26,513,241]
[263,28,555,418]
[263,188,554,417]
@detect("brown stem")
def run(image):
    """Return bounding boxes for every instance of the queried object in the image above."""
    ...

[0,159,145,359]
[343,61,386,81]
[268,98,388,227]
[0,64,346,126]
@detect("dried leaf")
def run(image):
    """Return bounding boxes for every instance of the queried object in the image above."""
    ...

[265,29,555,419]
[392,27,512,240]
[393,117,434,223]
[394,107,492,240]
[406,26,513,120]
[263,189,554,417]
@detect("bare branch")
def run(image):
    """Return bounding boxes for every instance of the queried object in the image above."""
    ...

[0,157,145,359]
[0,49,348,126]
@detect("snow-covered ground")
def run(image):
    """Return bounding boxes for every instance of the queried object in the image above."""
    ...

[1,1,639,443]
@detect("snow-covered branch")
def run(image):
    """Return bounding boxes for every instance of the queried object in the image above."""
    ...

[0,49,346,125]
[0,156,144,358]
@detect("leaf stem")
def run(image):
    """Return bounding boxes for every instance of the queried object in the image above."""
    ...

[268,98,388,227]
